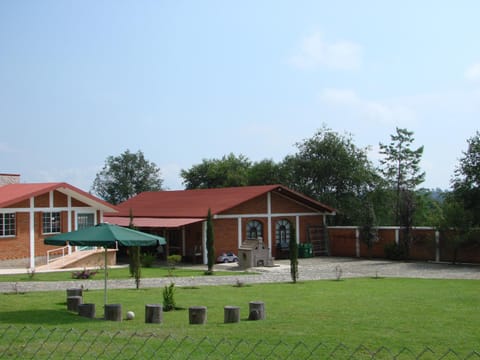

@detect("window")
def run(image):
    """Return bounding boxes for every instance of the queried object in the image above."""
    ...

[276,219,291,249]
[77,213,94,230]
[42,212,61,234]
[0,213,16,237]
[246,220,263,240]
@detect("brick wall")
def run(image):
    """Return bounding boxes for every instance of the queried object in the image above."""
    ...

[328,226,480,264]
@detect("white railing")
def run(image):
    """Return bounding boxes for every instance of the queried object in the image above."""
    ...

[46,246,69,263]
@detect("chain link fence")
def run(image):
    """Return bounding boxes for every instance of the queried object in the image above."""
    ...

[1,325,479,359]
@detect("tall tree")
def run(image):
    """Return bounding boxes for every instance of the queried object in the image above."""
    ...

[379,127,425,225]
[247,159,283,186]
[181,153,251,189]
[440,194,475,264]
[92,149,163,205]
[281,126,380,225]
[451,131,480,225]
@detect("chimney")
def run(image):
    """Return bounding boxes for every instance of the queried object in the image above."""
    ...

[0,174,20,186]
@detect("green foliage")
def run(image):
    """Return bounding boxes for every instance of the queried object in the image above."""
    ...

[181,153,251,189]
[91,149,163,205]
[206,209,215,273]
[247,159,283,185]
[452,131,480,225]
[379,127,425,225]
[129,246,142,289]
[162,282,176,311]
[412,188,445,227]
[281,125,380,225]
[141,253,156,268]
[289,226,298,283]
[440,195,475,263]
[384,242,408,260]
[167,254,182,276]
[167,254,182,268]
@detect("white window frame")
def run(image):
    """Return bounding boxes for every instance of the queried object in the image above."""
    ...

[0,212,16,238]
[42,211,61,234]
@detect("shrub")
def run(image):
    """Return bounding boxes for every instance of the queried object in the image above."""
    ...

[167,255,181,276]
[141,252,156,268]
[72,268,98,279]
[163,282,176,311]
[384,242,408,260]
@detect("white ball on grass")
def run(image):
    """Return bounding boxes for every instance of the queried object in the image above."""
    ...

[126,311,135,320]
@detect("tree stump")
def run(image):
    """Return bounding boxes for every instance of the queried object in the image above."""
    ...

[224,306,240,323]
[105,304,122,321]
[189,306,207,325]
[66,288,83,299]
[145,304,163,324]
[248,301,265,320]
[67,296,83,312]
[78,303,96,319]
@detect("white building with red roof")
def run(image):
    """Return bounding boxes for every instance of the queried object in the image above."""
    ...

[0,174,117,269]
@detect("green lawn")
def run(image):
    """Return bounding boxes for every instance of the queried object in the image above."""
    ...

[1,277,479,358]
[0,266,248,282]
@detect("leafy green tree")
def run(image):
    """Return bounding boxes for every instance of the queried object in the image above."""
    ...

[289,226,298,283]
[92,149,163,205]
[440,195,475,264]
[379,128,425,225]
[281,126,380,225]
[413,188,444,227]
[206,208,215,274]
[247,159,283,185]
[181,153,251,189]
[451,131,480,225]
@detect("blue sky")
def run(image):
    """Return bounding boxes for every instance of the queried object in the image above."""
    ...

[1,1,479,191]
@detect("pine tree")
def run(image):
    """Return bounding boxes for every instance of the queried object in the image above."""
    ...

[206,209,215,274]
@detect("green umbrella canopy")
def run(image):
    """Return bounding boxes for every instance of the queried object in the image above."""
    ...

[44,223,166,248]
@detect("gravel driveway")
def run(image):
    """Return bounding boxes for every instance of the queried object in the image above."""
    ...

[0,257,478,293]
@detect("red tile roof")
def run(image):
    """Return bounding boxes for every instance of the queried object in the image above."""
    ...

[108,185,335,219]
[106,216,202,228]
[0,183,117,212]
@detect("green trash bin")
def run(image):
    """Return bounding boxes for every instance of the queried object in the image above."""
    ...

[298,243,305,258]
[304,243,313,257]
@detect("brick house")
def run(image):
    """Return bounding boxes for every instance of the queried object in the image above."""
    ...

[105,185,335,263]
[0,174,117,269]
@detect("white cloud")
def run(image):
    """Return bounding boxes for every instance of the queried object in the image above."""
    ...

[465,62,480,82]
[319,88,416,125]
[289,31,362,70]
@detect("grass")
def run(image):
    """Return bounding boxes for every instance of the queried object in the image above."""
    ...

[1,278,479,354]
[0,266,249,282]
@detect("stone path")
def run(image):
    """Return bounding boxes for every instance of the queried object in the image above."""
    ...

[0,258,478,294]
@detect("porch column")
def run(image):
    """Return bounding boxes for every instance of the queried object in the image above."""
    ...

[29,197,35,270]
[182,227,186,257]
[355,228,360,257]
[67,195,72,254]
[237,217,242,248]
[295,216,300,244]
[267,192,272,256]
